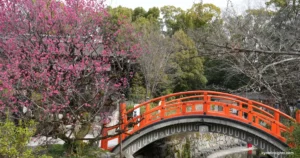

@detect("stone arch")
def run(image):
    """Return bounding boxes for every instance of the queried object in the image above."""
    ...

[111,115,289,158]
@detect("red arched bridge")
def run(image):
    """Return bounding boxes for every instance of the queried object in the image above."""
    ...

[100,91,300,156]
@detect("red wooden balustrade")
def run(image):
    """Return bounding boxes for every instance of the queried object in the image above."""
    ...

[100,91,299,150]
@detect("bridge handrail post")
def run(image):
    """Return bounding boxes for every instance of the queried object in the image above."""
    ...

[238,102,243,117]
[254,115,259,125]
[145,104,151,124]
[182,103,186,114]
[271,110,280,137]
[224,104,230,115]
[296,110,300,124]
[247,101,253,123]
[120,103,127,140]
[160,97,166,119]
[100,128,108,149]
[176,100,181,114]
[203,92,209,114]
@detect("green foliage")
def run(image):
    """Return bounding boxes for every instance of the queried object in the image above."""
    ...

[133,9,161,30]
[133,16,160,34]
[126,103,134,111]
[109,4,224,97]
[134,18,173,98]
[246,8,275,16]
[204,58,227,88]
[204,58,249,90]
[133,16,151,27]
[132,7,147,21]
[108,6,160,24]
[170,30,207,92]
[266,0,289,8]
[146,7,160,20]
[131,6,161,28]
[46,144,110,158]
[187,3,221,29]
[180,139,191,158]
[46,145,65,158]
[160,5,185,35]
[108,6,133,22]
[161,3,220,35]
[0,117,51,158]
[288,122,300,158]
[129,73,146,102]
[77,146,111,158]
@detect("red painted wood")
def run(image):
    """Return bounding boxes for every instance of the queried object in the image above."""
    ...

[100,91,296,150]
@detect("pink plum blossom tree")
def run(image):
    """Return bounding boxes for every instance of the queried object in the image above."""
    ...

[0,0,140,149]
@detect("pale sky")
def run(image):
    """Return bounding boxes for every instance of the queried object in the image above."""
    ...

[106,0,267,12]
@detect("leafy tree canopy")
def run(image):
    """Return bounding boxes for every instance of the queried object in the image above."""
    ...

[170,30,207,92]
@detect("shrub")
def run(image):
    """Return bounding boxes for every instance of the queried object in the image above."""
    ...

[288,122,300,158]
[46,144,113,158]
[0,117,51,158]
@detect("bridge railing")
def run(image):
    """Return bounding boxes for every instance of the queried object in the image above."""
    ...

[100,91,297,150]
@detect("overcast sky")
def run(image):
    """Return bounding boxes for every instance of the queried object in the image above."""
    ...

[106,0,267,13]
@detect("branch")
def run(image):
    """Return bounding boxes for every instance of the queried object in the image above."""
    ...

[260,57,300,74]
[202,42,300,56]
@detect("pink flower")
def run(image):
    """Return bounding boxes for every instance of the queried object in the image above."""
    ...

[52,90,59,94]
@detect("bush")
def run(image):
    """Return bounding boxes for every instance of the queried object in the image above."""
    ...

[46,144,65,158]
[288,122,300,158]
[0,117,51,158]
[46,144,113,158]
